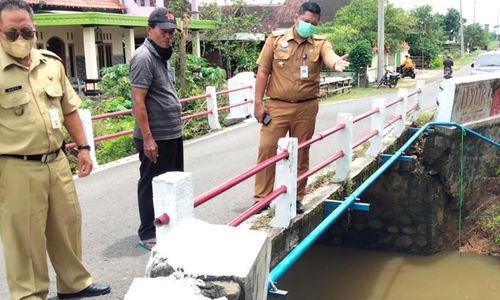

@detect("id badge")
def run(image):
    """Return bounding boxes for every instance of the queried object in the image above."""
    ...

[48,107,61,129]
[300,65,308,79]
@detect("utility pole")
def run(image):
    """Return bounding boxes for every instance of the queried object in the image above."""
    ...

[459,0,465,57]
[377,0,384,81]
[473,0,476,24]
[191,0,201,57]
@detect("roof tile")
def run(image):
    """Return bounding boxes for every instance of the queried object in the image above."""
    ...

[25,0,125,10]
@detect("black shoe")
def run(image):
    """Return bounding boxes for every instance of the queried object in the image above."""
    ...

[58,283,111,299]
[296,201,305,214]
[254,202,270,214]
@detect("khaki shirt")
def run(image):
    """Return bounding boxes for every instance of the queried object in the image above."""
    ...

[0,47,80,155]
[257,27,334,102]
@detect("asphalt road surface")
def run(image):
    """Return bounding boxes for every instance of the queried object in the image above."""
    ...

[0,66,471,299]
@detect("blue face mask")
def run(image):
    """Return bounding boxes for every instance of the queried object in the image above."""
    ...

[296,20,317,38]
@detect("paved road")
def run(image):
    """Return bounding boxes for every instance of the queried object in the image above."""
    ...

[0,67,470,299]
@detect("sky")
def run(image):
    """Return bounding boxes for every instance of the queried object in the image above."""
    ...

[390,0,500,28]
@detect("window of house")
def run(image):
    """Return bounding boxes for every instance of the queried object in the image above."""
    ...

[68,43,76,78]
[97,44,113,70]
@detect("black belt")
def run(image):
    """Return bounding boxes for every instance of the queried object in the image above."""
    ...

[1,148,61,163]
[270,97,317,103]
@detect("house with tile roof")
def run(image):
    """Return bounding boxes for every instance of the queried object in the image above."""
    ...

[26,0,350,91]
[24,0,215,92]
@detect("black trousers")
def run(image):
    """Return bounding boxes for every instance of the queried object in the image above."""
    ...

[134,137,184,240]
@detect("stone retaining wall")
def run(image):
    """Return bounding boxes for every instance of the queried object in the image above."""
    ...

[322,116,499,254]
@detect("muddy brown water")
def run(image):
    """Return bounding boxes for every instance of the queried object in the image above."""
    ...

[278,245,500,300]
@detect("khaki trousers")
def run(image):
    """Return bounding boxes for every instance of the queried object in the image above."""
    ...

[254,99,319,201]
[0,153,92,300]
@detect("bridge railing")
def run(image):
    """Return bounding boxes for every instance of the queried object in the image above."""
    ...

[152,81,426,240]
[67,82,254,165]
[267,121,500,293]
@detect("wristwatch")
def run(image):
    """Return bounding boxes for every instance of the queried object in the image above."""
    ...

[77,144,91,151]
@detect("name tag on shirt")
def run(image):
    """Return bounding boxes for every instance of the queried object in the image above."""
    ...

[48,108,61,129]
[300,66,308,79]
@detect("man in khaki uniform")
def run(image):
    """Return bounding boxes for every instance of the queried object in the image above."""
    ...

[0,1,110,299]
[253,1,348,214]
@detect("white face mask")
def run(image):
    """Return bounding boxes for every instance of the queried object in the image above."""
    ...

[0,36,36,59]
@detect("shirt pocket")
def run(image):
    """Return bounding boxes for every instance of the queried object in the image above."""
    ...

[0,91,35,128]
[273,51,291,71]
[44,86,65,123]
[306,49,321,75]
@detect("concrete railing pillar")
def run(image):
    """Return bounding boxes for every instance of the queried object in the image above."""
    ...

[225,72,255,124]
[332,113,353,183]
[206,86,221,130]
[270,137,298,228]
[394,88,408,138]
[367,98,386,157]
[152,172,194,247]
[412,80,425,122]
[78,109,98,167]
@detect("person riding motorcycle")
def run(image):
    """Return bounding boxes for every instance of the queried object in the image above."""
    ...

[401,54,413,73]
[443,55,454,79]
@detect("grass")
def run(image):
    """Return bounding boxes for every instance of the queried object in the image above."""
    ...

[323,52,480,104]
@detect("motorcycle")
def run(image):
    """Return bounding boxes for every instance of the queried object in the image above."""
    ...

[396,66,416,79]
[377,68,401,89]
[443,66,453,79]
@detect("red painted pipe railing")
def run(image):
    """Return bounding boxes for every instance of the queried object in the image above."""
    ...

[298,124,345,150]
[155,86,423,226]
[352,130,379,149]
[353,108,380,124]
[386,96,404,108]
[216,85,252,96]
[228,185,287,227]
[92,109,132,121]
[218,99,252,111]
[193,150,290,208]
[297,151,344,182]
[181,109,213,122]
[384,115,402,129]
[407,103,419,114]
[179,93,211,104]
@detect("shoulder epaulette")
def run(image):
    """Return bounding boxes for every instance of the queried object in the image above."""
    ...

[272,29,286,37]
[39,49,62,62]
[312,34,326,40]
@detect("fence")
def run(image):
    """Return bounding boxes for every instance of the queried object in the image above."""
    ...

[152,81,426,242]
[67,72,256,166]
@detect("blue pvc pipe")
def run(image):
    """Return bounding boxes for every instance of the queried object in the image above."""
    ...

[268,121,499,286]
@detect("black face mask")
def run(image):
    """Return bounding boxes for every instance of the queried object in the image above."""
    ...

[148,38,172,61]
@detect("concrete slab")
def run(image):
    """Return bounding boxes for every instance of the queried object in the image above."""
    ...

[142,218,271,300]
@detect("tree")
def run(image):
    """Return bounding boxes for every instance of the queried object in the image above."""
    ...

[405,5,446,64]
[199,0,268,76]
[442,8,461,42]
[464,23,489,51]
[326,0,414,53]
[349,40,373,87]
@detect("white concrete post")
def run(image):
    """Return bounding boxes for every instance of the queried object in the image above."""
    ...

[153,172,194,247]
[225,72,255,123]
[393,88,408,138]
[123,28,135,64]
[206,86,221,130]
[78,109,98,167]
[82,27,99,80]
[411,80,425,122]
[270,138,298,228]
[367,98,386,157]
[332,113,353,183]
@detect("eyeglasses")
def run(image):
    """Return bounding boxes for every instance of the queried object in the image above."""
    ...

[0,27,36,42]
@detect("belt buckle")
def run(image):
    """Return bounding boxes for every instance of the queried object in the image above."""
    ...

[41,152,57,163]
